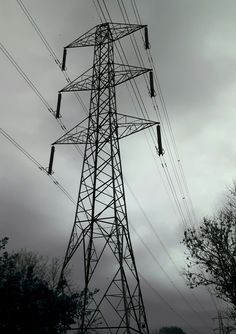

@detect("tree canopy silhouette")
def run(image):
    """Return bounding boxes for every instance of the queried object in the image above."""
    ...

[159,326,187,334]
[183,182,236,315]
[0,237,80,333]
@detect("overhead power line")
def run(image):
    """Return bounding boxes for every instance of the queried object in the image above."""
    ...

[16,0,61,66]
[0,126,209,334]
[16,0,89,117]
[0,41,67,129]
[0,41,85,159]
[103,0,196,228]
[95,0,192,229]
[0,42,54,117]
[93,0,216,330]
[129,223,212,332]
[0,124,202,332]
[139,273,204,334]
[130,0,198,226]
[0,127,76,205]
[129,0,219,319]
[116,0,195,227]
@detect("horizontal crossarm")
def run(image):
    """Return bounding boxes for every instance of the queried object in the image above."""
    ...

[52,114,158,145]
[65,23,145,48]
[60,64,151,92]
[116,113,159,139]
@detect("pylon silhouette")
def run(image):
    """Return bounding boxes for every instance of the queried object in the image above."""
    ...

[48,22,160,333]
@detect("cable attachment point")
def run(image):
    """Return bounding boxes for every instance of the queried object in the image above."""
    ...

[155,146,165,156]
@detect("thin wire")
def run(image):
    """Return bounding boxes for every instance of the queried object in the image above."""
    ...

[100,0,190,280]
[95,1,213,329]
[119,0,216,320]
[139,273,207,334]
[0,127,76,205]
[0,43,53,116]
[130,0,219,316]
[0,42,85,159]
[129,223,211,332]
[0,127,208,333]
[130,0,198,226]
[97,0,190,241]
[118,0,196,227]
[16,0,89,117]
[95,1,186,225]
[99,0,191,228]
[92,0,103,22]
[0,42,66,129]
[116,0,195,227]
[96,0,214,327]
[16,0,61,66]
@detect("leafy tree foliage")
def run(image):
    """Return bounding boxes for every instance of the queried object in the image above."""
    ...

[0,238,80,333]
[183,183,236,310]
[159,326,187,334]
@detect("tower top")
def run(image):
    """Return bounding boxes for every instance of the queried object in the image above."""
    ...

[65,22,146,48]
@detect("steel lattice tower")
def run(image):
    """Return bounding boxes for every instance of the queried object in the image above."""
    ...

[48,22,160,334]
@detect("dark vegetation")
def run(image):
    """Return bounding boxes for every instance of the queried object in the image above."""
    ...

[0,237,80,333]
[183,182,236,320]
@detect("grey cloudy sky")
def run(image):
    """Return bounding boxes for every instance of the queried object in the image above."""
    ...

[1,0,236,333]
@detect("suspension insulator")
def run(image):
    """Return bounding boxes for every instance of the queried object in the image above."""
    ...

[149,71,155,97]
[144,26,150,49]
[62,48,67,71]
[156,124,164,156]
[56,93,62,119]
[48,146,55,175]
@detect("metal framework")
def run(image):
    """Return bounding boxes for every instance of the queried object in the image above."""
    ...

[50,22,159,333]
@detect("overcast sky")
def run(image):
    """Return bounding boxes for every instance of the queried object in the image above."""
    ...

[1,0,236,333]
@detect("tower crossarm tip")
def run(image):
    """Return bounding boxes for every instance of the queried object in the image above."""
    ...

[113,63,151,86]
[52,116,89,145]
[65,22,146,48]
[117,113,158,140]
[60,67,93,92]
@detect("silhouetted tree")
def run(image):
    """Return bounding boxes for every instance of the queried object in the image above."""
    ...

[0,238,81,333]
[159,326,187,334]
[183,182,236,315]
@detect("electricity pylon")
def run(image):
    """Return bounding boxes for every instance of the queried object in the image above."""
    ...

[48,22,162,333]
